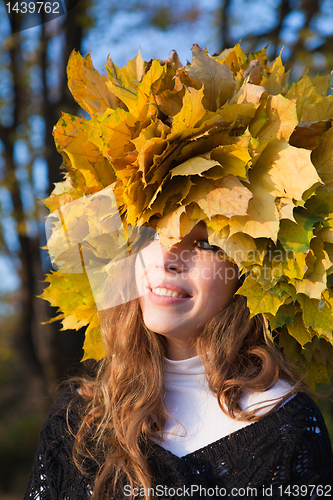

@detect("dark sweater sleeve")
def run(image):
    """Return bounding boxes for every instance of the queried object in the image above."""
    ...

[179,393,333,499]
[271,394,333,487]
[23,386,92,500]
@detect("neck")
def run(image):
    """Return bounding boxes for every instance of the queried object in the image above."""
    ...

[166,339,198,360]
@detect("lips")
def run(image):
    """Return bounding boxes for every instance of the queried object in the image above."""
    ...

[151,287,190,299]
[148,281,192,297]
[147,282,192,305]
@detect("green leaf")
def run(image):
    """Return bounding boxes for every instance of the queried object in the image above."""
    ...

[298,291,333,342]
[278,209,322,253]
[266,302,297,330]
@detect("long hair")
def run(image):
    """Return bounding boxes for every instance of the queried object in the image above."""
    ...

[72,294,303,499]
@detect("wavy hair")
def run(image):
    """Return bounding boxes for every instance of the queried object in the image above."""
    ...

[72,294,303,499]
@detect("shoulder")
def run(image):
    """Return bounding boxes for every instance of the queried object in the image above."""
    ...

[24,386,89,500]
[37,385,84,456]
[220,392,333,487]
[240,378,293,415]
[276,392,333,449]
[220,393,332,488]
[44,385,83,424]
[258,392,333,484]
[243,390,332,452]
[274,391,329,433]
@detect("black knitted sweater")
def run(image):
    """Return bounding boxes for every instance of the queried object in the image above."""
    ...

[24,386,333,500]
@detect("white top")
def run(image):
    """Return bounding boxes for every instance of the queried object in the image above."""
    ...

[157,355,293,457]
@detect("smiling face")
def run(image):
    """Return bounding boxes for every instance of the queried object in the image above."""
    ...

[135,222,240,360]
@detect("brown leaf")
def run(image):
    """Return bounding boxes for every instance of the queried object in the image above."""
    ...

[185,44,236,111]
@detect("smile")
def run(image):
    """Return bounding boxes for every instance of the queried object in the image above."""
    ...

[151,287,191,299]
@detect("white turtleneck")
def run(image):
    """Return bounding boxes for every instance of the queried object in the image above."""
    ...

[158,355,293,457]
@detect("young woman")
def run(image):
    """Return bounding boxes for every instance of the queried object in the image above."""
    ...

[24,221,333,500]
[25,42,333,499]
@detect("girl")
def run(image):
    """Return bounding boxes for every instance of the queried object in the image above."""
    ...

[25,43,333,499]
[24,221,333,499]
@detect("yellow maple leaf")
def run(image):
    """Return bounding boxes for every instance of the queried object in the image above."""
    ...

[136,60,165,108]
[299,94,333,123]
[156,205,187,240]
[251,95,298,141]
[228,168,279,241]
[286,74,331,120]
[219,102,258,127]
[125,49,146,82]
[41,272,96,325]
[215,231,258,267]
[184,175,252,219]
[291,235,332,299]
[82,314,105,361]
[260,54,288,96]
[236,276,281,317]
[311,127,333,193]
[105,53,142,112]
[271,250,307,281]
[291,262,327,301]
[210,144,251,180]
[170,156,218,177]
[172,87,206,133]
[55,116,116,189]
[67,50,119,115]
[254,140,321,201]
[217,41,247,77]
[83,107,136,159]
[230,82,267,105]
[286,313,314,347]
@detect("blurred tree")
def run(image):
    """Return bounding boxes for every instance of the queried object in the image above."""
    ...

[218,0,333,80]
[0,1,92,412]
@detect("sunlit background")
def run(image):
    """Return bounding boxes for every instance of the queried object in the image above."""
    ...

[1,1,333,497]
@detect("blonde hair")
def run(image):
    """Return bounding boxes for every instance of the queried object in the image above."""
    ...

[72,294,303,499]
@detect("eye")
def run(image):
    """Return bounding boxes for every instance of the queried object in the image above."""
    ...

[194,239,220,251]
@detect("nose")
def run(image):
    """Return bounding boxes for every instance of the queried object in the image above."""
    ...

[154,241,186,274]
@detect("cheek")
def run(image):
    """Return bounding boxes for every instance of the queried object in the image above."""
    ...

[134,244,166,295]
[202,262,239,306]
[135,253,146,297]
